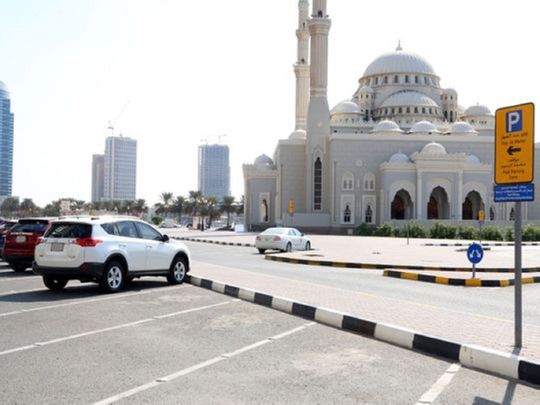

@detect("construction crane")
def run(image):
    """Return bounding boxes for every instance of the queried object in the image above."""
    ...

[107,100,130,136]
[200,134,227,145]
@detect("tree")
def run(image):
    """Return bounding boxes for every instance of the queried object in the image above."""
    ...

[236,195,245,215]
[187,191,205,229]
[171,196,185,222]
[132,199,148,215]
[220,196,236,226]
[1,197,20,217]
[158,192,174,217]
[20,198,37,217]
[203,196,221,228]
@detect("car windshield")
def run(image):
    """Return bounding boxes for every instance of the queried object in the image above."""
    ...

[45,223,92,238]
[261,228,286,235]
[10,223,47,234]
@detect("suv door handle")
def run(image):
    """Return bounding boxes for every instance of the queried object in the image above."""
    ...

[119,243,127,248]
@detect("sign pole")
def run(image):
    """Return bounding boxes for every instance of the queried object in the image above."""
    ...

[515,202,522,348]
[472,262,476,279]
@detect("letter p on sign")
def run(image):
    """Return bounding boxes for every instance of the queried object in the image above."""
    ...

[507,110,522,132]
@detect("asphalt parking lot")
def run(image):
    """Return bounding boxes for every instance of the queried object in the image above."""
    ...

[1,260,539,404]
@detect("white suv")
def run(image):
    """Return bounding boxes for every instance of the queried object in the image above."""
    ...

[33,217,191,293]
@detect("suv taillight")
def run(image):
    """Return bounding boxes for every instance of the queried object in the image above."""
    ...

[76,238,102,247]
[273,236,281,241]
[36,237,44,245]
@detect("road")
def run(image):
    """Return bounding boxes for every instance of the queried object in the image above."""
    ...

[0,256,539,403]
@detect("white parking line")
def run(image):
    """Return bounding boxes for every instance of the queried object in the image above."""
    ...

[415,363,461,404]
[0,284,192,318]
[0,287,44,298]
[0,300,237,357]
[0,276,39,284]
[94,322,315,404]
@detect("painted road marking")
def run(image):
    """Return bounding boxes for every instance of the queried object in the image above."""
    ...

[0,300,237,357]
[93,322,315,404]
[416,363,461,404]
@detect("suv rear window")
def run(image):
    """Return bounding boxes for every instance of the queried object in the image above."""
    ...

[45,223,92,238]
[11,223,48,234]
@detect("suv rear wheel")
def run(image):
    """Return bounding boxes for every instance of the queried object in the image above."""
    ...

[43,276,68,291]
[100,261,126,293]
[10,262,27,272]
[167,256,187,285]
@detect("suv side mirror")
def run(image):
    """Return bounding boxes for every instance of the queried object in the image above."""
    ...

[162,234,170,242]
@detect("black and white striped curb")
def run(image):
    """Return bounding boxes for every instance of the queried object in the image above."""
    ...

[173,236,254,248]
[186,274,540,387]
[424,242,540,247]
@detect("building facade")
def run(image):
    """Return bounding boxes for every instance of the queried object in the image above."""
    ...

[91,154,105,202]
[103,136,137,201]
[243,0,540,232]
[198,144,230,200]
[0,81,14,197]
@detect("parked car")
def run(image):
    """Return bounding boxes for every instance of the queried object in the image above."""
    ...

[3,218,53,272]
[255,227,311,254]
[0,220,18,256]
[33,216,191,293]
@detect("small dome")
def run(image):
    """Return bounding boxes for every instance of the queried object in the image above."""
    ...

[449,121,477,135]
[410,120,440,134]
[443,88,457,95]
[364,50,436,76]
[371,120,402,133]
[465,154,481,164]
[254,154,273,167]
[464,104,492,116]
[457,105,466,114]
[331,100,361,115]
[421,142,447,155]
[380,91,438,108]
[289,129,306,140]
[389,152,410,163]
[359,85,374,94]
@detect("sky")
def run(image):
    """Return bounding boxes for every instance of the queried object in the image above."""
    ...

[1,0,539,207]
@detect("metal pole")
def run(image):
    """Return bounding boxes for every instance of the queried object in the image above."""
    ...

[515,202,522,348]
[472,262,476,279]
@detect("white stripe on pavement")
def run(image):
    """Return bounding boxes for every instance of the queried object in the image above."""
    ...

[94,322,315,405]
[0,284,192,318]
[416,363,461,404]
[0,287,43,297]
[0,300,236,357]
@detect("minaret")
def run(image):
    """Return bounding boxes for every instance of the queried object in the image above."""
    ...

[306,0,331,212]
[294,0,310,131]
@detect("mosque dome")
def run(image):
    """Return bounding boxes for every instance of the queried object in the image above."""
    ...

[254,154,273,167]
[465,154,481,164]
[289,129,306,140]
[331,100,361,115]
[380,91,438,108]
[410,120,440,134]
[389,152,410,163]
[464,104,492,116]
[371,120,402,133]
[359,85,374,94]
[449,121,477,135]
[363,49,436,77]
[421,142,447,155]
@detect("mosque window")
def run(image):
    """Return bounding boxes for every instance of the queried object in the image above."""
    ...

[344,204,352,224]
[363,173,375,191]
[422,107,426,114]
[365,205,373,224]
[424,77,429,84]
[444,111,448,120]
[394,75,399,83]
[415,76,419,84]
[509,207,515,221]
[342,172,354,191]
[391,108,395,114]
[405,75,409,83]
[490,207,495,221]
[406,107,410,114]
[314,157,322,210]
[414,107,419,114]
[429,108,432,114]
[398,107,402,114]
[384,76,388,84]
[375,77,379,85]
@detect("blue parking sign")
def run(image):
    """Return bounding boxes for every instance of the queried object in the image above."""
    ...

[506,110,522,132]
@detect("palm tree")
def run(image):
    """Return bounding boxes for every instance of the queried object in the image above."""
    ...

[171,196,186,223]
[159,192,174,217]
[187,191,204,229]
[204,196,221,228]
[220,196,236,226]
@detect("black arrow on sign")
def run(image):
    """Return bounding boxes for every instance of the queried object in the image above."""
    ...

[507,146,522,156]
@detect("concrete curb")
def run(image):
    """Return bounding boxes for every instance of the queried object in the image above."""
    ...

[174,236,254,248]
[264,254,540,273]
[186,274,540,387]
[383,270,540,287]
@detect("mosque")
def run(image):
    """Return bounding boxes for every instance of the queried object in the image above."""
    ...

[243,0,539,232]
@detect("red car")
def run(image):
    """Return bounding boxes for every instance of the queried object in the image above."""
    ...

[3,218,53,272]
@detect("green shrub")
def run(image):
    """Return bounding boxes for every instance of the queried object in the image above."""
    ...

[457,226,479,240]
[504,227,514,242]
[429,223,457,239]
[356,223,376,236]
[523,225,540,241]
[480,226,504,241]
[399,222,427,238]
[374,223,394,237]
[151,216,163,225]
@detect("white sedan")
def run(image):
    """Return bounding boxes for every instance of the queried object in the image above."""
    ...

[255,227,311,254]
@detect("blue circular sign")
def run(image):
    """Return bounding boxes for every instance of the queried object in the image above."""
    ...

[467,243,484,265]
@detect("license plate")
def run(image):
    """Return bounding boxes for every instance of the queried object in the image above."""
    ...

[51,243,64,252]
[16,236,26,243]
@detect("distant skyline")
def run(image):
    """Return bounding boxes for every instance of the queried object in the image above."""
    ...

[1,0,538,206]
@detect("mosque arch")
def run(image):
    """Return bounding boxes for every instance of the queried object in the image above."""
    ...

[391,189,414,220]
[462,191,484,220]
[427,186,450,219]
[342,172,354,190]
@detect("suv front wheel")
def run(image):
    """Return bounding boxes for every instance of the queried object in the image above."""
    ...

[100,261,126,293]
[167,256,187,285]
